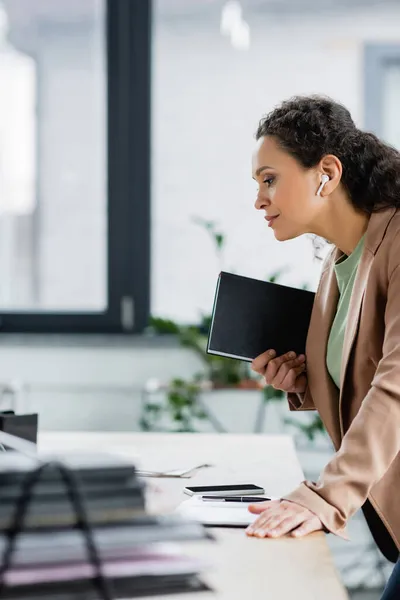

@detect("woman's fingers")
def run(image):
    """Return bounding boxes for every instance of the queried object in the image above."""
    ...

[287,372,308,394]
[248,502,298,531]
[251,349,277,375]
[251,351,307,393]
[248,499,278,514]
[265,352,299,382]
[246,500,323,539]
[278,363,306,390]
[268,355,305,388]
[291,517,322,538]
[252,350,299,376]
[252,513,307,538]
[246,501,289,533]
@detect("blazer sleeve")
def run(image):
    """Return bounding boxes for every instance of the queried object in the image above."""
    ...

[287,386,315,411]
[282,263,400,539]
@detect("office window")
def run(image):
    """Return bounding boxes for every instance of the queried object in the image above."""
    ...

[152,0,400,324]
[364,44,400,149]
[382,62,400,149]
[0,0,106,310]
[0,0,150,332]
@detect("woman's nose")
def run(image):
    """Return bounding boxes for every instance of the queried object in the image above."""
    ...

[254,192,270,211]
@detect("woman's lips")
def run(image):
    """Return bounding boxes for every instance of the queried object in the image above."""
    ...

[265,215,279,227]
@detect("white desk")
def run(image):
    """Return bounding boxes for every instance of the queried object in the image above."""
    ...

[39,432,348,600]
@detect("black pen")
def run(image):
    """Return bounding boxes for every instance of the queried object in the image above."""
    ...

[201,496,271,502]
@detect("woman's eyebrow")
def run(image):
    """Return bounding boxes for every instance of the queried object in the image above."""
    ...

[252,165,275,179]
[256,165,274,176]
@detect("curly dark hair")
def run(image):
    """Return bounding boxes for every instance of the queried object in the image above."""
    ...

[256,95,400,214]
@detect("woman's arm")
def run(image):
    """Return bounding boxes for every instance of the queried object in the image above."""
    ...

[283,262,400,538]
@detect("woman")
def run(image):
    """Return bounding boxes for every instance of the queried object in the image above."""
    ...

[246,95,400,599]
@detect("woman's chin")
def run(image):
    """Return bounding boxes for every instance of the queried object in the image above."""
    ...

[273,229,292,242]
[272,224,301,242]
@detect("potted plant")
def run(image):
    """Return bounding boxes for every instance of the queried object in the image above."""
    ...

[139,311,267,433]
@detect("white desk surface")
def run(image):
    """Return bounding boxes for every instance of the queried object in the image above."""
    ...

[39,432,348,600]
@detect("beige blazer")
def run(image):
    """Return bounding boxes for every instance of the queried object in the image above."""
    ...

[284,207,400,561]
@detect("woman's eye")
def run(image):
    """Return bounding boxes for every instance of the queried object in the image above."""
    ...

[263,177,275,186]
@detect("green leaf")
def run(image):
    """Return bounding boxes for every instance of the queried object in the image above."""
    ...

[170,377,185,387]
[147,316,180,334]
[283,415,325,441]
[192,216,215,232]
[262,385,284,402]
[139,417,151,431]
[194,410,208,419]
[215,233,224,249]
[144,403,162,414]
[266,267,290,284]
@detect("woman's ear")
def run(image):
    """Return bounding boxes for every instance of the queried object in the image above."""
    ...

[318,154,342,195]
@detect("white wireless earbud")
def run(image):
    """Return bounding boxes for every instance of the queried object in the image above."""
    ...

[316,174,330,196]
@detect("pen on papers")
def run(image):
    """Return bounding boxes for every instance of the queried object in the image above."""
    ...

[201,496,271,502]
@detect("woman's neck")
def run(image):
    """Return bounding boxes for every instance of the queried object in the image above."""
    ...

[311,194,370,256]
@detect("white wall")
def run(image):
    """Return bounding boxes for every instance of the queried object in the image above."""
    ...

[0,338,202,431]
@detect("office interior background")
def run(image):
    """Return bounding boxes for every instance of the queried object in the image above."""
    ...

[0,0,399,597]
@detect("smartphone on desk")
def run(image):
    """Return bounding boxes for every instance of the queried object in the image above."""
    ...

[183,484,265,497]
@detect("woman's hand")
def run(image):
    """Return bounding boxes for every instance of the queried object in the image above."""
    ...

[251,350,307,394]
[246,499,323,538]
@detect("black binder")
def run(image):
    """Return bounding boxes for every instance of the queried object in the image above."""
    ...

[207,271,315,361]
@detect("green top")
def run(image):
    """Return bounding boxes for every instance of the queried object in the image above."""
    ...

[326,235,366,389]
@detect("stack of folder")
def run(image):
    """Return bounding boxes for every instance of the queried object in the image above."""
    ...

[0,451,211,599]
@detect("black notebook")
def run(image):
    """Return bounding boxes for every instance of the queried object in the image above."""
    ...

[207,271,315,362]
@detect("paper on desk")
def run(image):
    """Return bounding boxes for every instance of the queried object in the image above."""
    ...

[137,463,213,478]
[176,497,261,527]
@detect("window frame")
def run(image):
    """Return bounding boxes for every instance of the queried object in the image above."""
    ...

[0,0,151,334]
[364,43,400,135]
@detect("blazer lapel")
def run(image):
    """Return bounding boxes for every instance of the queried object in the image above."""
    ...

[306,249,342,448]
[338,207,397,435]
[338,249,373,434]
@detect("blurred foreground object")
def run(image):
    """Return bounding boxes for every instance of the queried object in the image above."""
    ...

[0,433,211,598]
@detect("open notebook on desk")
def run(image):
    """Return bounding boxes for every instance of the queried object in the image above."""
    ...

[176,496,277,527]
